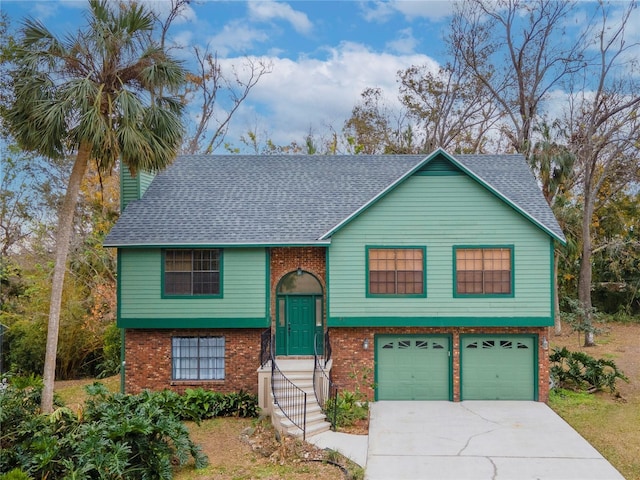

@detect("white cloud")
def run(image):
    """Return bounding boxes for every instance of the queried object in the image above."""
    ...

[248,1,313,34]
[207,20,270,57]
[362,0,456,23]
[386,27,418,54]
[391,1,457,21]
[216,42,439,148]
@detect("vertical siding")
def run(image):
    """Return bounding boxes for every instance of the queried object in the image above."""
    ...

[120,167,139,212]
[328,174,552,319]
[120,248,266,319]
[120,168,156,211]
[138,170,155,197]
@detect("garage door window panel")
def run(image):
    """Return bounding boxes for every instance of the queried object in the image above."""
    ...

[367,247,426,297]
[454,247,513,297]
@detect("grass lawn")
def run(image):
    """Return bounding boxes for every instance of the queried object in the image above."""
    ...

[549,322,640,480]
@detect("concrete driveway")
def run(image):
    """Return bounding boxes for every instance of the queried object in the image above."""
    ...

[366,401,624,480]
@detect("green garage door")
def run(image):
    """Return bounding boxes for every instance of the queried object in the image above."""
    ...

[376,335,451,400]
[460,335,536,400]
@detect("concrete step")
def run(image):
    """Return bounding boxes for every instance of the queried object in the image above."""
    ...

[285,419,332,438]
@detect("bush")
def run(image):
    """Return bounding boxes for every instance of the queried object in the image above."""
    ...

[0,469,32,480]
[180,388,259,420]
[0,382,208,478]
[325,390,368,429]
[96,322,121,378]
[0,379,258,478]
[550,347,629,393]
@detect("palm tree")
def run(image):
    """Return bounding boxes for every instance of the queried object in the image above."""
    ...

[530,122,576,336]
[6,0,185,412]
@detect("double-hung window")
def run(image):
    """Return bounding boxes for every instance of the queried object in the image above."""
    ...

[164,249,221,296]
[368,247,426,296]
[172,336,225,380]
[455,247,513,296]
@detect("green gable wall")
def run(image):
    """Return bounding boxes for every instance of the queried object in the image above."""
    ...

[327,174,553,327]
[118,248,268,328]
[120,167,156,212]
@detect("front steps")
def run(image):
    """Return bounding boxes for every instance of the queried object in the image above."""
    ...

[267,358,333,439]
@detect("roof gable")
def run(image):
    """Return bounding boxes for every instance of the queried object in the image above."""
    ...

[104,151,565,247]
[320,149,566,244]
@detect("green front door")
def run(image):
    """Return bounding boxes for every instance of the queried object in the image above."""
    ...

[287,296,316,355]
[460,335,536,400]
[376,335,451,400]
[276,294,322,355]
[275,270,323,356]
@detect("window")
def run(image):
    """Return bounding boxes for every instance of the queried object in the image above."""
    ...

[172,336,225,380]
[368,247,425,296]
[164,249,221,296]
[455,247,512,295]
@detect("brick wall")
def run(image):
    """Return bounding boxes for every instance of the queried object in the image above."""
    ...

[124,328,261,395]
[330,326,550,402]
[269,247,327,326]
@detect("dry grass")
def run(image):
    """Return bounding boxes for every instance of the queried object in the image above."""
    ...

[549,322,640,480]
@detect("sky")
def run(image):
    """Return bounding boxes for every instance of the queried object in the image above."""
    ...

[2,0,638,152]
[1,0,458,150]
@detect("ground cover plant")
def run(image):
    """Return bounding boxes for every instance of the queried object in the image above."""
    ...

[0,381,208,479]
[1,377,358,480]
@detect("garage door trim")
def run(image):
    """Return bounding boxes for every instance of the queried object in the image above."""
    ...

[374,334,453,401]
[459,334,538,401]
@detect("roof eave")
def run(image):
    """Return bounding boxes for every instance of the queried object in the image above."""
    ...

[103,239,333,248]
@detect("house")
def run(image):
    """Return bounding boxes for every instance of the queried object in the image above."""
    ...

[104,149,565,419]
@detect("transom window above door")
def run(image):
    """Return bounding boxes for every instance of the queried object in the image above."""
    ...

[454,246,513,296]
[367,247,426,296]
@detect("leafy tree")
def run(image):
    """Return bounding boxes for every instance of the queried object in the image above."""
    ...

[530,122,576,334]
[151,0,272,154]
[448,0,584,156]
[398,58,500,154]
[343,87,415,154]
[564,1,640,345]
[5,0,185,411]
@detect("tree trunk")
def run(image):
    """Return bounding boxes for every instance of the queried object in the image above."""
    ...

[579,196,595,347]
[41,143,90,413]
[553,248,562,335]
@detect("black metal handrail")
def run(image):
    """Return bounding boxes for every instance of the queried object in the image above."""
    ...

[270,335,307,440]
[260,328,271,368]
[313,331,338,430]
[323,330,332,367]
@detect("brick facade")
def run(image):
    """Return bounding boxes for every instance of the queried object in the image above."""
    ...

[269,247,327,327]
[329,326,551,402]
[124,246,551,403]
[124,328,261,395]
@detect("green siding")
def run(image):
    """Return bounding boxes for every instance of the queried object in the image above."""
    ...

[416,156,463,176]
[119,248,266,326]
[328,174,552,325]
[120,167,156,211]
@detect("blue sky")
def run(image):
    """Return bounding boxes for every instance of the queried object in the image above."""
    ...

[2,0,457,150]
[3,1,638,152]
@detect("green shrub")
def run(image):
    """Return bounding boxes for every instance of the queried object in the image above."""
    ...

[550,347,629,393]
[180,388,259,420]
[0,469,32,480]
[325,390,368,429]
[0,382,208,478]
[96,322,121,378]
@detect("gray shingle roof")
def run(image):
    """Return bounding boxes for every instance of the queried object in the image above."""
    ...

[104,151,565,247]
